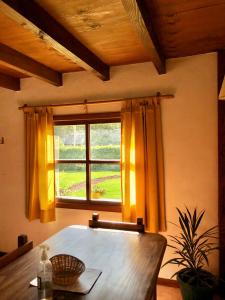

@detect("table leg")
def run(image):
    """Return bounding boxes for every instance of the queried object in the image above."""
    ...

[151,286,157,300]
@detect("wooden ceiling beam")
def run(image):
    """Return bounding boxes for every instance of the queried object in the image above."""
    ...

[121,0,165,74]
[0,72,20,91]
[0,0,109,81]
[0,43,62,86]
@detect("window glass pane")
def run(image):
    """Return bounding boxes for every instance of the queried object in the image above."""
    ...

[90,123,121,160]
[91,164,121,201]
[55,163,86,199]
[54,125,86,160]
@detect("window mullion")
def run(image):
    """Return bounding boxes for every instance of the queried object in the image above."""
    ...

[86,123,90,202]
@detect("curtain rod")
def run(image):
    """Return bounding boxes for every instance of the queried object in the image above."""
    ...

[18,93,174,110]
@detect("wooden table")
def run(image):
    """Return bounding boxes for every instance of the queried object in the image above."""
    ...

[0,226,166,300]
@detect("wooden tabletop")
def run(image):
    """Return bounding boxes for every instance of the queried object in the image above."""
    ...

[0,226,166,300]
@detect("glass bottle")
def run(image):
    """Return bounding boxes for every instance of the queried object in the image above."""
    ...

[37,244,52,300]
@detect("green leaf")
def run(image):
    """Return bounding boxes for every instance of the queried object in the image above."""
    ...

[162,207,218,276]
[194,210,204,232]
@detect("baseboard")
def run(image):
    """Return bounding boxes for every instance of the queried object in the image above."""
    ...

[157,277,179,288]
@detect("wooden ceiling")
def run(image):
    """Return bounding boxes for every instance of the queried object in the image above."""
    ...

[0,0,224,91]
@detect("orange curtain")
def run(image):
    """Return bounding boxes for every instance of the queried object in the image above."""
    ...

[121,98,166,232]
[24,107,55,223]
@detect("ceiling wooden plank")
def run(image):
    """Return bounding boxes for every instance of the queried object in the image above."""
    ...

[121,0,165,74]
[0,72,20,91]
[0,43,62,86]
[147,1,225,59]
[0,0,109,81]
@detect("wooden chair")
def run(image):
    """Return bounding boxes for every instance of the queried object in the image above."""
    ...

[0,235,33,269]
[17,234,28,247]
[89,213,145,233]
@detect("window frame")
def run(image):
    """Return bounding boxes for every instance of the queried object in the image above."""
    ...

[53,112,122,212]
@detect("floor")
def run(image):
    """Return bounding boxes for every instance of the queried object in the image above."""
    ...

[157,285,182,300]
[157,285,224,300]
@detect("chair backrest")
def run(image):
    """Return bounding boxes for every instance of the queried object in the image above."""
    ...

[0,240,33,269]
[18,234,28,247]
[89,213,145,233]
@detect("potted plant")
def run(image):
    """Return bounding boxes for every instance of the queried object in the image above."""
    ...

[163,207,218,300]
[91,185,105,199]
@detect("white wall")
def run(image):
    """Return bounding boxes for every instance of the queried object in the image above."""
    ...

[0,53,218,278]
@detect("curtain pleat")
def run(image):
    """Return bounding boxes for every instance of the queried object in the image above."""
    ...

[121,98,166,232]
[24,107,55,223]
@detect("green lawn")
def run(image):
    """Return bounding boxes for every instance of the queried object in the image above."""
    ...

[56,171,121,200]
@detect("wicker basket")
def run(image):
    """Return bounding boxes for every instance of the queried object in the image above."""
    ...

[50,254,85,286]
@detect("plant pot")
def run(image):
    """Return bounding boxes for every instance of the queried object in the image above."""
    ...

[177,271,215,300]
[91,192,102,199]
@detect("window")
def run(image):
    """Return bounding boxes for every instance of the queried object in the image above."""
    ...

[53,113,121,212]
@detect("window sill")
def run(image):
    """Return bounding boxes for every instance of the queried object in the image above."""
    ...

[56,199,122,213]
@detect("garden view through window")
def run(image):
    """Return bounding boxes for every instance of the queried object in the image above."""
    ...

[54,119,121,207]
